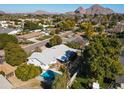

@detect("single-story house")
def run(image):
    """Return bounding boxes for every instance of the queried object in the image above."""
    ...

[8,29,21,35]
[41,31,50,36]
[0,21,8,28]
[33,29,42,32]
[17,32,42,41]
[0,27,21,35]
[0,75,13,89]
[70,35,85,46]
[27,44,77,70]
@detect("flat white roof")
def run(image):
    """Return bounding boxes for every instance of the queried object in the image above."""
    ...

[28,44,76,66]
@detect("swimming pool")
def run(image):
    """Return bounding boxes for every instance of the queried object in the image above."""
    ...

[41,70,59,80]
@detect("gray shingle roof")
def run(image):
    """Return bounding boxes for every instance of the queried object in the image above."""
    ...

[0,27,16,34]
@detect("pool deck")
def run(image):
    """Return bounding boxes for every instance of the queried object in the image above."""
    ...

[49,69,62,75]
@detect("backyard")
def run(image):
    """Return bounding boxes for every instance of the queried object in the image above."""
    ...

[36,35,51,41]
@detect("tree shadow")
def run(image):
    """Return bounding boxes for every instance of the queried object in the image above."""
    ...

[45,42,52,48]
[40,81,52,89]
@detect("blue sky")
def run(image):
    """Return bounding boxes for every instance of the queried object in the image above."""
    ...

[0,4,124,13]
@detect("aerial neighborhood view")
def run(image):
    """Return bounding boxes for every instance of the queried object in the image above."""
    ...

[0,4,124,89]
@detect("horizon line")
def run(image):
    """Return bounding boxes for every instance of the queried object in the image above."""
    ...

[0,4,124,14]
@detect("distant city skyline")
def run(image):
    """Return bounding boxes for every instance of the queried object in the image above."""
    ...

[0,4,124,13]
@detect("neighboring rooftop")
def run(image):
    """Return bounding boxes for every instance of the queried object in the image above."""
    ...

[0,75,13,89]
[0,27,17,34]
[17,32,42,40]
[70,35,85,45]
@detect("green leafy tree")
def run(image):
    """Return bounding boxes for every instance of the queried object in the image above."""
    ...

[49,35,62,46]
[24,21,43,31]
[71,77,93,89]
[52,66,69,89]
[108,21,117,28]
[50,28,60,35]
[79,22,95,38]
[58,19,75,31]
[117,15,124,22]
[66,41,82,49]
[116,32,124,38]
[82,35,123,84]
[15,64,42,81]
[0,34,18,49]
[4,43,27,66]
[95,25,105,33]
[101,15,109,27]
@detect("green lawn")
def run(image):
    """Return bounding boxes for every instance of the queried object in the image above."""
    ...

[36,35,51,41]
[19,40,35,45]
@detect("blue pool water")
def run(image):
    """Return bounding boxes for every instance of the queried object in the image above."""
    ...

[41,70,59,80]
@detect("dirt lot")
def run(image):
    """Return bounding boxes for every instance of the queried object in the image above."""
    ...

[8,76,42,89]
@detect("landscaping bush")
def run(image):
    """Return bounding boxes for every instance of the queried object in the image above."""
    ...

[15,64,42,81]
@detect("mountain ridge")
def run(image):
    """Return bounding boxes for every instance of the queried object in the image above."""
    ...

[0,10,5,14]
[0,5,115,15]
[86,4,114,15]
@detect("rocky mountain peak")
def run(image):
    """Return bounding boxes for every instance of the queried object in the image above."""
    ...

[86,4,114,15]
[74,6,86,14]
